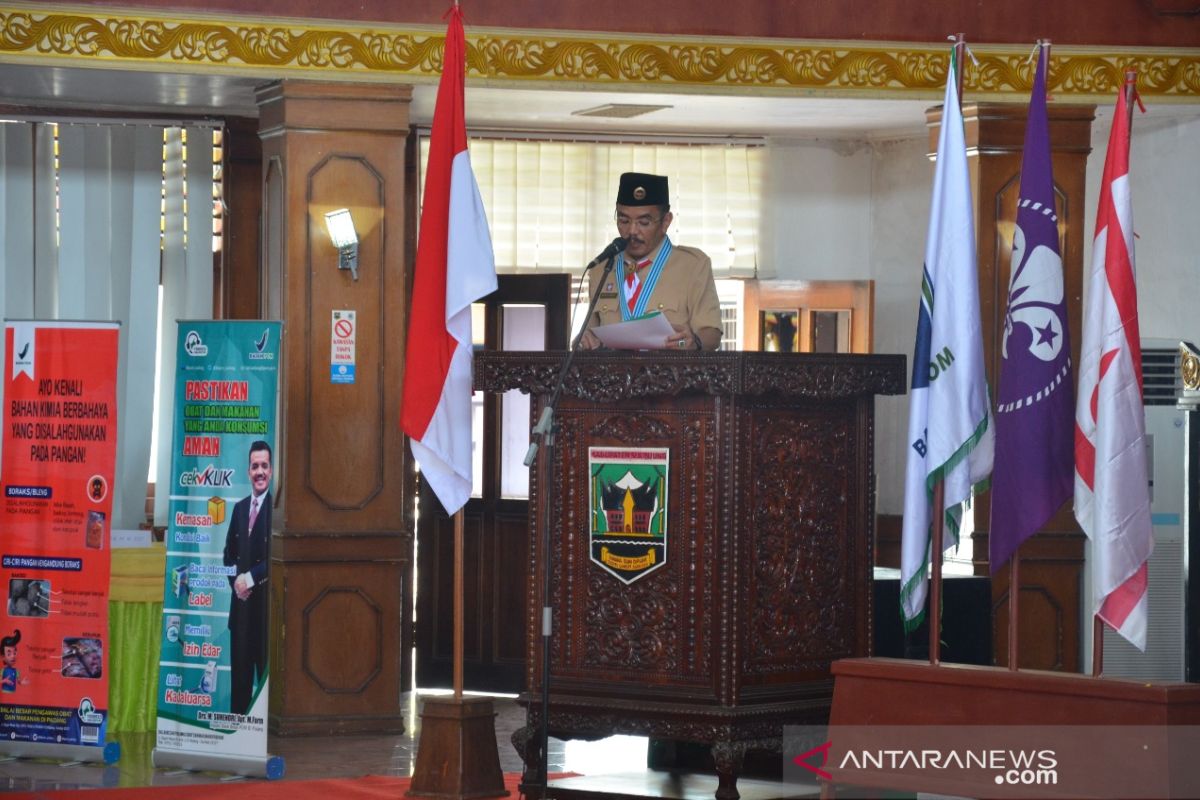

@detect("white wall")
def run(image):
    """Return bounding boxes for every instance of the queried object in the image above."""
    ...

[761,134,932,514]
[1082,111,1200,343]
[760,138,873,280]
[868,137,934,514]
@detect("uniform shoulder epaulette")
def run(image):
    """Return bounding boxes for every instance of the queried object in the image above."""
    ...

[669,244,709,264]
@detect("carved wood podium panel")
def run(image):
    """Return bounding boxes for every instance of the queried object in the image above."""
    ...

[475,351,905,799]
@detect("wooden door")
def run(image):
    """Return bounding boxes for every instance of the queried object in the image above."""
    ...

[415,274,569,692]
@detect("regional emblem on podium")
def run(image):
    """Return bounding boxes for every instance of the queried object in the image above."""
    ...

[588,446,668,584]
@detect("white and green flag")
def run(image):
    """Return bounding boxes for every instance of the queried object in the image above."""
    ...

[900,54,994,631]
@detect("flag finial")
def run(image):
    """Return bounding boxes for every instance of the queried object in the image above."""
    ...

[1124,70,1147,115]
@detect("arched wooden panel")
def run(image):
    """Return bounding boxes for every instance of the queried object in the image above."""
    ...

[305,154,387,510]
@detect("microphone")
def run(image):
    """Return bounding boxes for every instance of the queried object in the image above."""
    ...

[585,237,628,270]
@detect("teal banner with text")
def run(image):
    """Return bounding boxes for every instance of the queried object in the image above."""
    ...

[155,321,280,761]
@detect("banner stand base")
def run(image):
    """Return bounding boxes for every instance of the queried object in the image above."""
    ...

[0,740,120,764]
[152,748,285,780]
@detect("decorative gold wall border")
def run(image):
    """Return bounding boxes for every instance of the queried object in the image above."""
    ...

[1,4,1198,102]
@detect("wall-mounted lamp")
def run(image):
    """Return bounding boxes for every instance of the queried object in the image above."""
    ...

[324,208,359,281]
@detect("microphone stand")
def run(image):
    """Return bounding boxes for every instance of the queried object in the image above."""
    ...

[521,252,618,799]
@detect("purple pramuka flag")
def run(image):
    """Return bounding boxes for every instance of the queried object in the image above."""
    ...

[989,46,1075,572]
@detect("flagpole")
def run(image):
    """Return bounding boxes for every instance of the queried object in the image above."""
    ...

[927,33,966,668]
[929,482,944,665]
[1007,551,1021,669]
[953,33,965,102]
[454,507,464,697]
[1089,68,1140,678]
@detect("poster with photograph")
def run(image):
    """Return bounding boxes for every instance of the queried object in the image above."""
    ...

[154,321,280,763]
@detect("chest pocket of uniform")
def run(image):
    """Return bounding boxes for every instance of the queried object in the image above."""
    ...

[653,302,686,329]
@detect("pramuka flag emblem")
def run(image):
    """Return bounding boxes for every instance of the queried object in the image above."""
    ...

[589,447,669,584]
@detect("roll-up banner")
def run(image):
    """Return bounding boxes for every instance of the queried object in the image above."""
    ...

[0,321,121,764]
[153,321,283,779]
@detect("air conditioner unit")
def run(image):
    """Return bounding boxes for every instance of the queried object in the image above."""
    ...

[1085,339,1187,680]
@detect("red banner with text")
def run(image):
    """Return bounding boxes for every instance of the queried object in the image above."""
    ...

[1,321,119,750]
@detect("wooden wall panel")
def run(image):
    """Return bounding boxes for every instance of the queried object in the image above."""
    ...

[261,156,285,323]
[260,82,412,533]
[79,0,1200,48]
[270,555,406,732]
[493,512,529,667]
[257,80,414,734]
[875,513,902,570]
[416,506,537,693]
[423,511,487,665]
[305,155,387,510]
[220,116,262,321]
[742,280,874,354]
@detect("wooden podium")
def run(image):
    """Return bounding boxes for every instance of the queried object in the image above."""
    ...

[474,351,905,799]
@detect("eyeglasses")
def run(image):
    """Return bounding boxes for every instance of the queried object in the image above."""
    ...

[614,212,663,231]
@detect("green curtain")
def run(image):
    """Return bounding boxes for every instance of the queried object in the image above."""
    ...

[106,545,167,734]
[107,599,162,733]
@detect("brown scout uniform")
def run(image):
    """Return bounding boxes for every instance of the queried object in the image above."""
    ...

[585,240,723,348]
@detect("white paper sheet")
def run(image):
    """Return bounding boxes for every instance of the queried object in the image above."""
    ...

[592,312,676,350]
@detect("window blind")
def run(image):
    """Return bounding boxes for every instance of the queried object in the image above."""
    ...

[420,137,762,277]
[0,120,216,529]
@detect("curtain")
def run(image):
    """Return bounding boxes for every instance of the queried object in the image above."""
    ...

[113,126,164,534]
[153,126,215,525]
[0,122,35,319]
[107,598,162,732]
[421,137,763,277]
[0,120,215,529]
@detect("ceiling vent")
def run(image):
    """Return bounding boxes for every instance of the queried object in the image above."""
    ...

[570,103,672,119]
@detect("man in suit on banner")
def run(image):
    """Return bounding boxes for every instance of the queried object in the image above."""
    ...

[581,172,723,351]
[223,439,272,716]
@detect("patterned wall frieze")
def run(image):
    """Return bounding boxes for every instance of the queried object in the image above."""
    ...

[2,4,1198,101]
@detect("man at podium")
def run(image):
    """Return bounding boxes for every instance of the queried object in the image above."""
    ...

[581,172,722,351]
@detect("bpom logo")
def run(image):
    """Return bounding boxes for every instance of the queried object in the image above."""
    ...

[77,697,103,725]
[12,339,33,377]
[178,465,235,488]
[248,328,274,360]
[184,330,208,357]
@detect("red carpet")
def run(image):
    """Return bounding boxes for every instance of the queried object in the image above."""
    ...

[10,771,551,799]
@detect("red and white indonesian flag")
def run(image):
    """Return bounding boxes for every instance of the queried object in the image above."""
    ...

[1073,77,1152,651]
[400,6,497,515]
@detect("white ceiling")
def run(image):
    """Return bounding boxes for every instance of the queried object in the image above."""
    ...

[0,63,936,139]
[2,63,1197,140]
[411,86,935,139]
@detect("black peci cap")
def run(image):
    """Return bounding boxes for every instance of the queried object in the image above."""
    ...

[616,172,669,207]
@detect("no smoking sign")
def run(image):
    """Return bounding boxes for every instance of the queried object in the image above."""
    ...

[331,309,356,384]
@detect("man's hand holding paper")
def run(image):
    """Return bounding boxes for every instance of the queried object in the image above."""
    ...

[590,312,679,350]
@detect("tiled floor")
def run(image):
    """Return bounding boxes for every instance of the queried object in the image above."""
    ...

[0,693,825,797]
[0,692,627,792]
